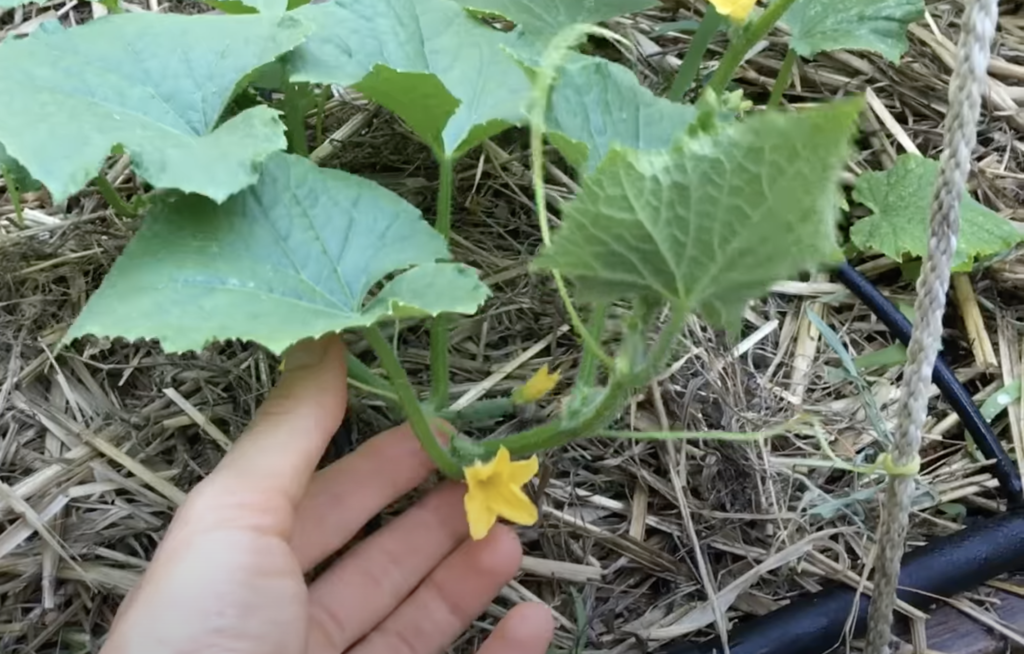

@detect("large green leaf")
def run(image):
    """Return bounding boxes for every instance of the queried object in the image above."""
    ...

[287,0,530,159]
[456,0,657,40]
[65,152,491,355]
[0,13,309,203]
[849,154,1023,271]
[533,98,863,327]
[546,55,698,175]
[783,0,924,62]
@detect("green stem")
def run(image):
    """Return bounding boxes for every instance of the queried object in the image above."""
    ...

[283,82,311,157]
[434,158,454,237]
[95,176,137,218]
[438,398,516,428]
[641,302,688,382]
[666,7,723,101]
[707,0,800,96]
[577,302,608,387]
[767,48,797,109]
[345,351,399,409]
[2,166,24,228]
[429,158,455,408]
[364,325,462,479]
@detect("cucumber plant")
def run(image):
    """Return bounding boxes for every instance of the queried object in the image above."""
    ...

[4,0,1009,537]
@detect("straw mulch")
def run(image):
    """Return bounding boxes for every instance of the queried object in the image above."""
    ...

[3,1,1024,652]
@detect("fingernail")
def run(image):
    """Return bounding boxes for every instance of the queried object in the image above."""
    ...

[281,335,330,372]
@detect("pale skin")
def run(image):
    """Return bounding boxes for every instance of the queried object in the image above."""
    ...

[100,334,555,654]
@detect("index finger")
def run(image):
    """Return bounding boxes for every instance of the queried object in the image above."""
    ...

[206,334,349,505]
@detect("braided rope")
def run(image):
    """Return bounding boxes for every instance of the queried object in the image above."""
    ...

[863,1,999,652]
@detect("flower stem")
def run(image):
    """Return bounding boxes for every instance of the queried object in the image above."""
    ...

[429,158,455,408]
[95,175,137,218]
[364,325,462,479]
[283,82,312,157]
[666,7,723,101]
[767,47,797,109]
[2,166,25,228]
[707,0,800,96]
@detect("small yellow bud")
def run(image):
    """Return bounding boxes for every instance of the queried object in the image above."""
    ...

[511,364,561,405]
[709,0,757,21]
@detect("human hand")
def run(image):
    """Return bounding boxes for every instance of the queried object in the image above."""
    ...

[100,335,555,654]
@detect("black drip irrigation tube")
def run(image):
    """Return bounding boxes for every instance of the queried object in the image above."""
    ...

[658,261,1024,654]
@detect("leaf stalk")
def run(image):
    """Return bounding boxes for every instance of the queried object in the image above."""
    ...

[429,157,455,408]
[365,325,462,479]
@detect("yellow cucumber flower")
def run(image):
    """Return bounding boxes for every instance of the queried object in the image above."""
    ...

[511,364,560,405]
[463,446,539,540]
[709,0,756,21]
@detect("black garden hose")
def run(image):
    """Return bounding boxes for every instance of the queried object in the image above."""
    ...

[836,262,1023,506]
[660,508,1024,654]
[657,261,1024,654]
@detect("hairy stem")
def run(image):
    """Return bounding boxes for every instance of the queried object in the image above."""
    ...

[666,7,723,101]
[529,29,616,370]
[429,158,455,408]
[577,302,609,387]
[315,86,331,145]
[707,0,799,95]
[95,176,137,218]
[283,82,312,157]
[345,351,399,408]
[767,48,797,109]
[365,325,462,479]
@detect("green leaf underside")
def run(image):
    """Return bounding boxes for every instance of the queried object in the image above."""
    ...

[534,98,863,328]
[850,154,1023,271]
[287,0,530,158]
[455,0,657,40]
[0,13,309,203]
[783,0,924,62]
[547,55,698,175]
[65,152,491,355]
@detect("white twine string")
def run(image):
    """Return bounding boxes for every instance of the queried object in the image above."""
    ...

[863,1,999,652]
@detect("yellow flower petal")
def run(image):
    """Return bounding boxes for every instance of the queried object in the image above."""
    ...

[464,452,499,484]
[461,446,540,540]
[491,485,539,526]
[709,0,756,20]
[504,455,539,487]
[511,364,561,405]
[465,489,498,541]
